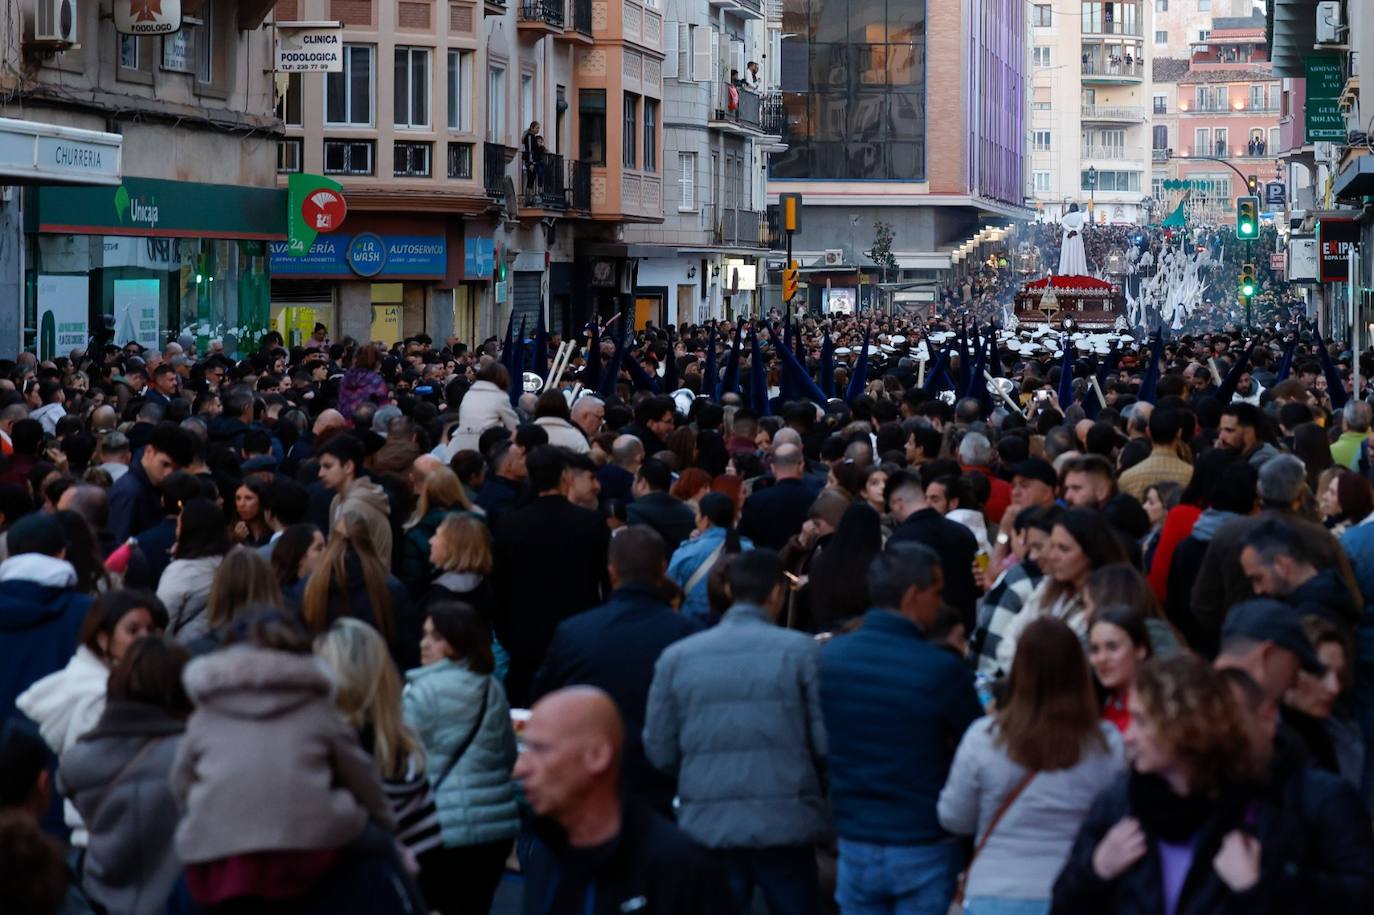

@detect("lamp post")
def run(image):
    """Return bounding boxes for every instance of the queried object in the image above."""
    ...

[1086,166,1098,222]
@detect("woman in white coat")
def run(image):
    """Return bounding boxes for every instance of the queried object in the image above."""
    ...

[17,589,168,846]
[447,362,520,455]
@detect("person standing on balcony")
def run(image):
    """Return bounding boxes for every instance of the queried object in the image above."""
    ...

[745,60,761,91]
[522,121,542,197]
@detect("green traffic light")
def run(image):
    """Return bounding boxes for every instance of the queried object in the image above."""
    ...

[1242,282,1255,295]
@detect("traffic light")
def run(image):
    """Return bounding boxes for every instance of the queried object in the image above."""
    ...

[1235,196,1260,239]
[1246,174,1259,195]
[1239,262,1257,302]
[782,260,799,302]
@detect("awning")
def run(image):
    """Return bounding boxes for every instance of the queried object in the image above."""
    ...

[1333,154,1374,200]
[1270,0,1323,78]
[0,118,121,186]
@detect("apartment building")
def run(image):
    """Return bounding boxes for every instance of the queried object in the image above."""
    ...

[625,0,782,325]
[272,0,665,346]
[1030,0,1156,226]
[1151,0,1262,58]
[0,0,283,357]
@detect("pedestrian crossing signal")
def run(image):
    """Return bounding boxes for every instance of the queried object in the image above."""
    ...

[1236,197,1259,239]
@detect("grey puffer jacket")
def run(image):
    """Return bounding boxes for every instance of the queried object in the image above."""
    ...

[403,659,519,847]
[60,701,187,915]
[642,603,829,849]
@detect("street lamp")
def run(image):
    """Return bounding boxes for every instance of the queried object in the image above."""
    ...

[1087,166,1098,221]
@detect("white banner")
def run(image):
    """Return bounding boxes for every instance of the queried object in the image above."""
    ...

[276,24,344,72]
[113,0,182,35]
[37,275,89,361]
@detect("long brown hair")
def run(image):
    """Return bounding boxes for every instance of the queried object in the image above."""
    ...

[315,619,422,779]
[301,511,395,642]
[207,546,283,629]
[1039,509,1130,609]
[997,616,1109,770]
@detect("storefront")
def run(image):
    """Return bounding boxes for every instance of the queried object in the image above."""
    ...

[270,213,466,347]
[24,177,283,357]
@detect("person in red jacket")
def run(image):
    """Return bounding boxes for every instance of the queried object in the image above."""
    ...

[959,432,1011,524]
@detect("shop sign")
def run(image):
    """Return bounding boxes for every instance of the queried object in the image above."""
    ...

[1305,56,1345,143]
[371,305,402,345]
[464,237,495,279]
[0,120,122,185]
[275,22,344,72]
[287,173,346,255]
[269,233,447,278]
[1319,218,1358,282]
[37,275,89,361]
[114,0,181,35]
[28,177,287,239]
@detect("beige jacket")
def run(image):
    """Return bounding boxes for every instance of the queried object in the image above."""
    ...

[171,646,392,863]
[329,476,394,563]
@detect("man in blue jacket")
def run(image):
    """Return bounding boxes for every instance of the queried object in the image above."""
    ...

[819,542,983,915]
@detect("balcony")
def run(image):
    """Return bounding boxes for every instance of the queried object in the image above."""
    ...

[569,158,592,211]
[518,0,564,34]
[1081,145,1136,161]
[1081,105,1145,123]
[710,81,765,134]
[705,205,766,248]
[1152,148,1170,163]
[484,142,512,199]
[560,0,592,39]
[759,90,786,139]
[520,151,568,210]
[1082,59,1144,84]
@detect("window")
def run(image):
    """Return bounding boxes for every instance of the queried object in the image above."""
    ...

[276,73,303,127]
[277,139,303,174]
[1197,29,1210,41]
[1155,30,1167,44]
[1198,0,1210,10]
[163,25,195,73]
[119,36,139,70]
[1081,170,1141,191]
[1213,87,1228,110]
[1155,0,1167,10]
[643,99,657,172]
[448,51,473,132]
[1194,128,1210,154]
[578,89,606,165]
[394,141,432,177]
[1270,127,1280,153]
[326,45,375,126]
[1214,127,1228,156]
[394,48,431,129]
[1033,47,1051,68]
[1249,85,1265,110]
[1152,94,1167,114]
[1032,130,1051,151]
[1153,125,1168,150]
[1031,101,1051,111]
[1194,86,1208,110]
[1034,171,1051,192]
[1033,5,1051,26]
[487,66,506,142]
[623,92,638,168]
[323,139,375,175]
[447,143,473,179]
[520,73,534,136]
[678,152,696,209]
[195,0,213,84]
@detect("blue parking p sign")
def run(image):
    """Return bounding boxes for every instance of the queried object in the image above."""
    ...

[1265,182,1286,207]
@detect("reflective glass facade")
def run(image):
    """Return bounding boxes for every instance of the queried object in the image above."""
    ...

[771,0,927,180]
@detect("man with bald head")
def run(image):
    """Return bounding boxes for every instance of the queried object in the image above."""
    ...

[739,442,824,551]
[516,687,737,915]
[597,433,644,505]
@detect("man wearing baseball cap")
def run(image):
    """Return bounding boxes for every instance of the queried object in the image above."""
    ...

[1215,598,1323,707]
[1008,457,1058,510]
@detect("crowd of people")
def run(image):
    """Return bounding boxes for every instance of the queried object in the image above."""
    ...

[2,309,1374,915]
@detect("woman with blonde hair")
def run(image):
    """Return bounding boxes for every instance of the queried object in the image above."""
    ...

[300,509,417,669]
[315,619,447,906]
[399,468,476,598]
[421,513,504,680]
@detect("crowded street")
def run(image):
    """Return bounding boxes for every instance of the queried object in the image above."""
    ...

[5,0,1374,914]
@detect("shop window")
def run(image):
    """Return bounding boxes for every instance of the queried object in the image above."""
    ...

[394,141,432,177]
[448,50,473,131]
[395,47,431,129]
[163,19,198,73]
[324,139,375,175]
[119,36,140,70]
[276,73,303,127]
[327,45,376,126]
[448,142,473,178]
[278,139,303,174]
[579,89,606,166]
[623,92,638,168]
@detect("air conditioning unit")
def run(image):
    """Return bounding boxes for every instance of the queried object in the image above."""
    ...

[1316,1,1344,45]
[32,0,77,47]
[823,249,844,266]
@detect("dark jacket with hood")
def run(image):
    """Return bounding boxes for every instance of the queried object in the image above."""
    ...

[0,553,92,722]
[1286,568,1362,635]
[520,802,737,915]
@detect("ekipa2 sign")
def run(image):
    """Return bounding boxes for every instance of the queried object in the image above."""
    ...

[114,0,182,35]
[275,22,344,73]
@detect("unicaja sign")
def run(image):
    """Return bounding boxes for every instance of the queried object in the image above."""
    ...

[114,185,160,229]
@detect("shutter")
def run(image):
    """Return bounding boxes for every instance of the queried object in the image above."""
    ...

[729,38,744,76]
[663,21,678,78]
[678,23,689,80]
[692,26,711,82]
[709,29,719,84]
[512,271,543,337]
